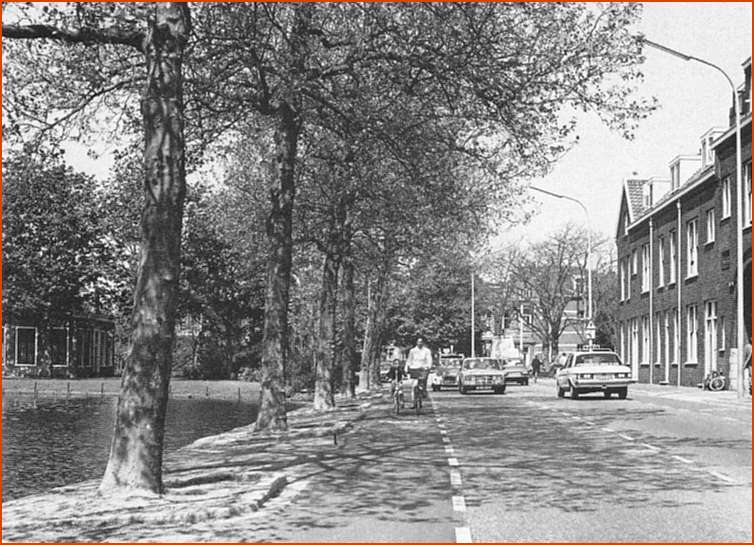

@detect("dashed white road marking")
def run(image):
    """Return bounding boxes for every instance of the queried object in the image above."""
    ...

[602,426,616,433]
[582,420,595,426]
[445,445,455,456]
[450,469,462,487]
[452,495,467,512]
[618,433,636,441]
[560,411,571,417]
[672,455,694,464]
[455,527,472,543]
[640,442,660,451]
[571,415,582,421]
[442,436,451,444]
[448,457,459,466]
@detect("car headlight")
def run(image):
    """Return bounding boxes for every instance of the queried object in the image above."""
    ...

[494,376,505,384]
[617,373,629,379]
[579,373,593,379]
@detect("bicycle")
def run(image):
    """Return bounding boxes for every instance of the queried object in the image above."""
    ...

[703,369,727,392]
[392,378,422,415]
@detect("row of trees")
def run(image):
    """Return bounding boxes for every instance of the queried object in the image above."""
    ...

[2,3,653,495]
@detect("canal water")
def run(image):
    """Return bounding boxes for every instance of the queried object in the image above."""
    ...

[2,394,259,501]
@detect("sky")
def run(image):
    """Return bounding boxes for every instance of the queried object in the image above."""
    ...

[60,2,753,252]
[491,2,752,251]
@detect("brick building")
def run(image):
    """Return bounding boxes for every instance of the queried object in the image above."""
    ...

[615,57,752,387]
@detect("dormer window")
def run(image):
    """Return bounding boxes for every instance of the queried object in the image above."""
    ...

[623,213,629,236]
[670,164,680,190]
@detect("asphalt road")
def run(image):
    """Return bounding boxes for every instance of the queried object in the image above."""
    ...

[227,380,751,542]
[438,379,752,542]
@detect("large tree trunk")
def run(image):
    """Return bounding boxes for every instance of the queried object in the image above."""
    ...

[341,243,356,398]
[255,103,300,431]
[313,249,339,410]
[100,3,190,495]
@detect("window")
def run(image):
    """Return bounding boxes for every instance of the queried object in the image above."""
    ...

[705,209,715,243]
[641,243,650,292]
[653,312,662,363]
[630,319,639,368]
[631,249,638,276]
[672,309,680,364]
[626,257,631,296]
[657,236,665,287]
[686,219,698,278]
[15,327,37,366]
[669,231,677,284]
[664,312,671,368]
[686,305,698,363]
[721,177,731,218]
[624,214,629,236]
[671,163,680,190]
[50,328,68,366]
[745,162,752,227]
[620,260,625,301]
[641,316,650,364]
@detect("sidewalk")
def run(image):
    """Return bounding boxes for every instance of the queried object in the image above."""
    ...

[630,381,752,408]
[2,392,386,542]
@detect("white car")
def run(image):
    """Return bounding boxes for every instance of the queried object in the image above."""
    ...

[458,357,507,394]
[555,349,633,399]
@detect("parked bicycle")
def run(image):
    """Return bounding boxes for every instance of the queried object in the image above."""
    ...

[703,369,728,392]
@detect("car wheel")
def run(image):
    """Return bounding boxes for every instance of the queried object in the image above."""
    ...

[523,379,529,386]
[618,387,628,400]
[604,391,611,399]
[493,386,505,394]
[557,384,565,398]
[459,385,467,395]
[571,386,579,400]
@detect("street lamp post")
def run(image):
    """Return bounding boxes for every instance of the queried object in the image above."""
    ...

[642,38,746,399]
[530,186,593,324]
[471,271,476,358]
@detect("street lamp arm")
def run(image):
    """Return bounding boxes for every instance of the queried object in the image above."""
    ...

[641,38,737,93]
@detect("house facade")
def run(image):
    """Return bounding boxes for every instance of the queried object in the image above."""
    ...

[615,57,752,388]
[2,310,116,378]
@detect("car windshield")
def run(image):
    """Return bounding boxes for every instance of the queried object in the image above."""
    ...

[502,360,523,367]
[463,358,502,370]
[440,358,462,368]
[573,353,622,366]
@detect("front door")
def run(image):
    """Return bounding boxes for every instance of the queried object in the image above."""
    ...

[704,301,717,375]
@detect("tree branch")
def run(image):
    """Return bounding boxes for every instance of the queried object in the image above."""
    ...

[2,24,145,52]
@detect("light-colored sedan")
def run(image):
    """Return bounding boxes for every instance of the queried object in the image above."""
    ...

[555,350,633,399]
[502,358,529,385]
[458,357,507,394]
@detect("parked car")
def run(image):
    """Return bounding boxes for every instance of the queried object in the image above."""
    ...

[555,349,633,399]
[501,358,529,385]
[458,357,507,394]
[429,353,464,391]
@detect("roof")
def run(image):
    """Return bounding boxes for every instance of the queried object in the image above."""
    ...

[624,178,648,221]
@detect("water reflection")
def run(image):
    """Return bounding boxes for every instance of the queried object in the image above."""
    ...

[2,394,259,501]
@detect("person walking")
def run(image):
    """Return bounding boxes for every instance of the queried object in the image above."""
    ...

[531,355,542,383]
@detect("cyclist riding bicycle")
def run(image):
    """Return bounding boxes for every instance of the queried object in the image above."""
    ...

[405,337,432,399]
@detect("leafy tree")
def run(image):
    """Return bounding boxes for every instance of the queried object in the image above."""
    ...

[2,151,113,372]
